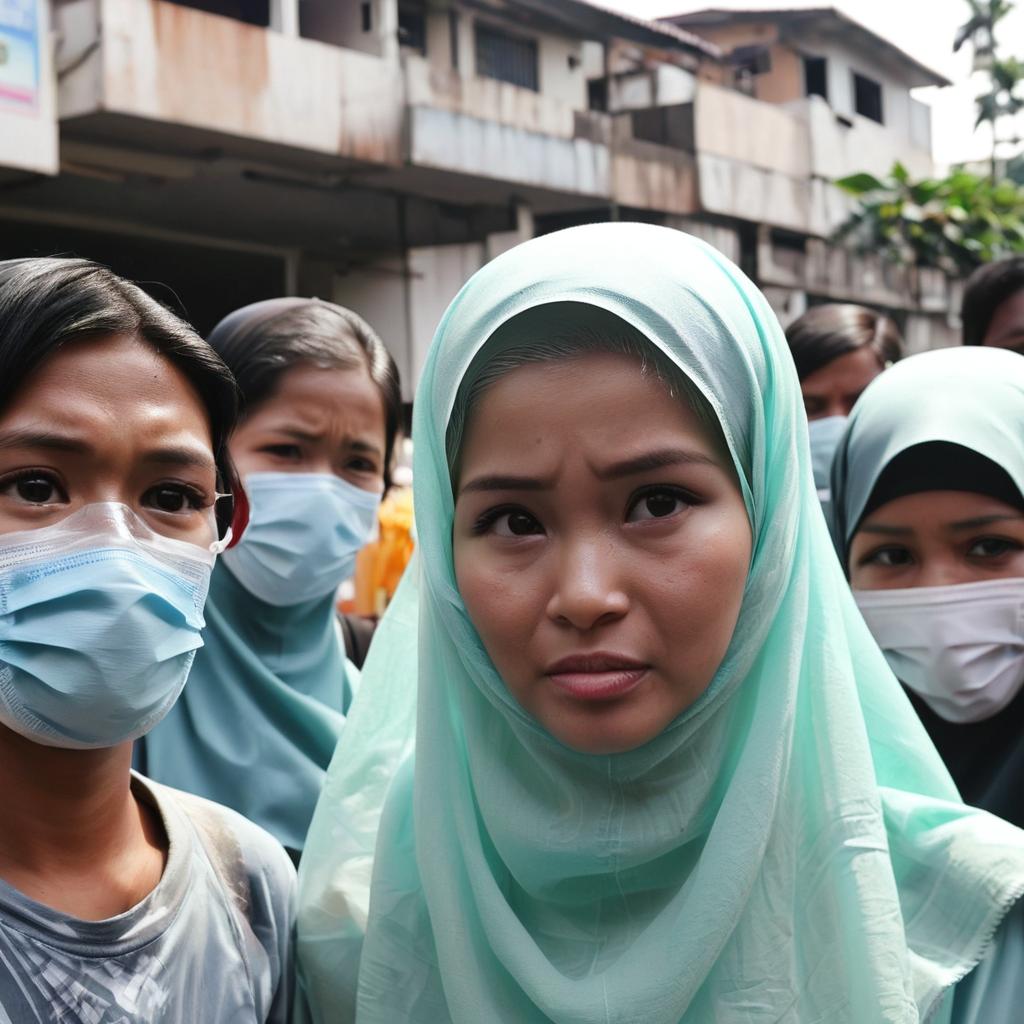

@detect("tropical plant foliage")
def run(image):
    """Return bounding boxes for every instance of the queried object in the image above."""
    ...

[834,162,1024,275]
[955,0,1023,174]
[954,0,1014,61]
[833,1,1024,271]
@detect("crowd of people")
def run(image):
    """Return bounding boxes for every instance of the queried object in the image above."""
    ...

[0,230,1023,1022]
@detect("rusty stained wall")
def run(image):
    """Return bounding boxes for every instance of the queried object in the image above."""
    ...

[612,140,697,215]
[677,22,803,105]
[97,0,403,164]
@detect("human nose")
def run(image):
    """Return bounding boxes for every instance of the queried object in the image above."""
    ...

[545,533,629,631]
[915,557,972,589]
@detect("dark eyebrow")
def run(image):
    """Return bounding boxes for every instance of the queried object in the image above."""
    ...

[595,448,719,480]
[273,427,384,460]
[140,446,217,473]
[950,514,1024,531]
[857,523,914,537]
[275,427,321,444]
[349,438,385,459]
[459,473,551,495]
[458,448,719,496]
[0,430,214,473]
[0,429,91,455]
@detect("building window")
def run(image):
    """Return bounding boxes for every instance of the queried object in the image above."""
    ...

[474,22,539,91]
[361,2,372,33]
[398,1,426,53]
[853,72,883,124]
[803,56,828,101]
[169,0,269,26]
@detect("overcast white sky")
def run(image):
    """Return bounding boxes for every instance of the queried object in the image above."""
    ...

[593,0,1024,168]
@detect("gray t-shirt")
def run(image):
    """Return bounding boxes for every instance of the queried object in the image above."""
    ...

[0,773,295,1023]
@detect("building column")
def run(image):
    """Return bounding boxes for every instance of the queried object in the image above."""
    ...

[269,0,299,37]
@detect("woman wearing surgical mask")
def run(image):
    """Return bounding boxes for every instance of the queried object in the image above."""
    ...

[140,298,400,862]
[786,304,902,511]
[0,258,293,1021]
[297,225,1024,1023]
[832,346,1024,829]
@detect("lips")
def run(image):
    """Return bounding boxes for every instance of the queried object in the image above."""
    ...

[544,652,650,702]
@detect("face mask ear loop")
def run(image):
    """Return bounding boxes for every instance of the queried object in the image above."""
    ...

[209,492,236,555]
[222,464,251,552]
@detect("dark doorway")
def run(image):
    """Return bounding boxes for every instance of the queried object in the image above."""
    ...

[0,221,286,336]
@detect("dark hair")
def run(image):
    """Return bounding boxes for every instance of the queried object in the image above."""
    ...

[207,298,403,488]
[785,304,903,381]
[961,257,1024,347]
[0,256,242,538]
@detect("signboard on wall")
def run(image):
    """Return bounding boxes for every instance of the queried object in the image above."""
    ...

[0,0,56,175]
[0,0,38,111]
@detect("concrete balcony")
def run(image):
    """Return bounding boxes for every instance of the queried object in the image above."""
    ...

[403,55,697,214]
[55,0,404,166]
[404,55,609,200]
[690,82,814,234]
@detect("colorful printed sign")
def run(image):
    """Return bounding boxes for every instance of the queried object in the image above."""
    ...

[0,0,38,111]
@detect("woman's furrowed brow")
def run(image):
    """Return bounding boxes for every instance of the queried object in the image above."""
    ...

[593,448,719,480]
[459,473,551,496]
[458,449,719,496]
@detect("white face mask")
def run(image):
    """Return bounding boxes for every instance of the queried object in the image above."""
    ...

[222,472,382,607]
[807,415,848,501]
[854,578,1024,724]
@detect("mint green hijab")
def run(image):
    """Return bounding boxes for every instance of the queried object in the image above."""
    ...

[298,224,1024,1022]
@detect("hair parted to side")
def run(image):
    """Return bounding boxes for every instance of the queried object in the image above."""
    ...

[207,299,403,489]
[446,301,725,482]
[0,256,242,539]
[785,303,902,381]
[961,257,1024,347]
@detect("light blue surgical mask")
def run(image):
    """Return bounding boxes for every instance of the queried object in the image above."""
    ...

[807,414,848,501]
[0,503,216,750]
[222,472,382,607]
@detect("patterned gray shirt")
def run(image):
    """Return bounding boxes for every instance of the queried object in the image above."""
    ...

[0,774,295,1023]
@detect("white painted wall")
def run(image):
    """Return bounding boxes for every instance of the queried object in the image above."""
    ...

[331,242,489,399]
[332,258,413,396]
[800,94,933,183]
[799,31,922,141]
[407,242,485,391]
[610,65,696,112]
[436,5,587,109]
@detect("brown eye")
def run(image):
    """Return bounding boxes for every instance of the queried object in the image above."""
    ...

[627,488,689,523]
[144,485,204,514]
[486,509,544,537]
[509,512,538,535]
[644,494,678,518]
[16,476,59,504]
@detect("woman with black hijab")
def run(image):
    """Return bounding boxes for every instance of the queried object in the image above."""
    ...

[831,345,1024,826]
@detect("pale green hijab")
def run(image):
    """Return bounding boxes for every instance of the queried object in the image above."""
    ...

[297,224,1024,1023]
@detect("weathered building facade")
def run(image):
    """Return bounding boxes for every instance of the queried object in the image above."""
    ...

[0,0,957,398]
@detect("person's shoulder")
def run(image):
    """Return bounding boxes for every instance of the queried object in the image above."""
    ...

[139,774,296,913]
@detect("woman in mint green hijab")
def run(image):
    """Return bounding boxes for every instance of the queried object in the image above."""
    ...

[139,298,402,861]
[297,224,1024,1022]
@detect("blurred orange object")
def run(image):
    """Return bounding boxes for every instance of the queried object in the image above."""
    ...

[349,487,415,616]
